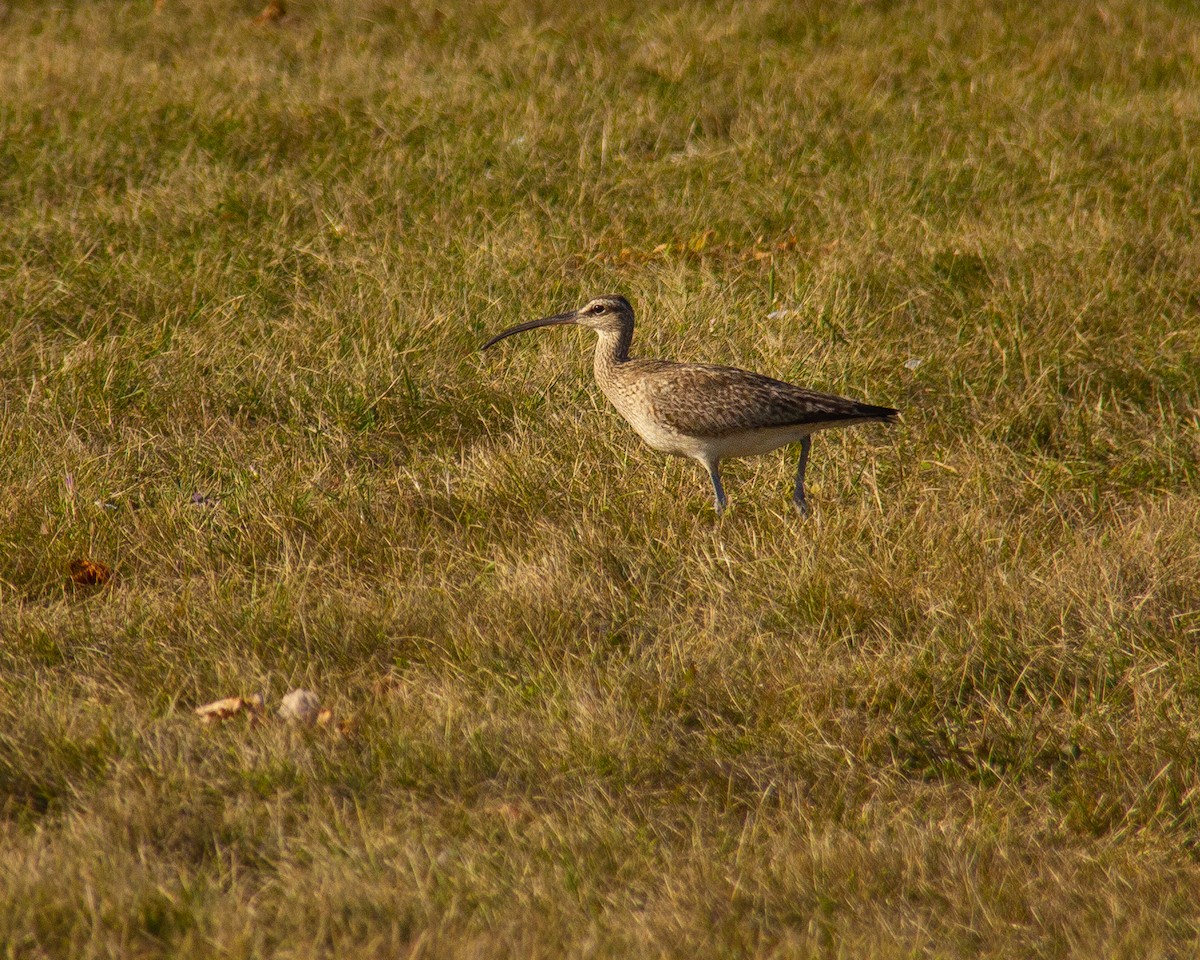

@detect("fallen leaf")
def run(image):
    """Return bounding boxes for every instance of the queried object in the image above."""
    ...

[484,801,533,823]
[69,558,111,587]
[372,673,401,697]
[687,229,715,253]
[195,694,263,725]
[253,0,285,24]
[316,708,359,737]
[373,670,418,698]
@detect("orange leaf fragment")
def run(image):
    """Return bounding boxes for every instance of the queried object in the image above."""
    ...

[317,708,358,738]
[253,0,285,24]
[69,558,111,587]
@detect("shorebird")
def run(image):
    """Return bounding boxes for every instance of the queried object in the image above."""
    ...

[482,294,898,514]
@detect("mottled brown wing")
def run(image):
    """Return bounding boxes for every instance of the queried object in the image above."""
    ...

[638,362,896,438]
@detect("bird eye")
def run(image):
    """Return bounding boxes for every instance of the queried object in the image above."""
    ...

[591,304,605,314]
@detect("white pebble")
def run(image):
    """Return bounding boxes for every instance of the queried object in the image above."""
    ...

[278,689,321,726]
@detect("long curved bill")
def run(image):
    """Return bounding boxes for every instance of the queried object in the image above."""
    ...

[481,311,577,351]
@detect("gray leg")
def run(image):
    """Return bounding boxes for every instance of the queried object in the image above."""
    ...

[705,458,728,514]
[792,436,812,517]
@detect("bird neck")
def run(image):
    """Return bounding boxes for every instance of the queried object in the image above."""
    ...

[592,323,634,380]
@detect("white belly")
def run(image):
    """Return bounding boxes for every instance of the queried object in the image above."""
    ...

[700,424,815,458]
[625,412,812,461]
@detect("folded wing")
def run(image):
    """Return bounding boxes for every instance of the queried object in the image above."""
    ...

[639,362,898,438]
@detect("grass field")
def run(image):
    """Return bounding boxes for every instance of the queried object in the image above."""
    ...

[2,0,1200,956]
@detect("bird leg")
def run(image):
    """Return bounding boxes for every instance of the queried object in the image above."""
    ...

[705,458,728,514]
[792,436,812,517]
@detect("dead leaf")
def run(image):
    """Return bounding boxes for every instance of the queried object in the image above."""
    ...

[316,707,358,737]
[485,801,532,823]
[195,694,263,725]
[69,558,111,587]
[687,229,715,253]
[253,0,285,24]
[372,672,406,697]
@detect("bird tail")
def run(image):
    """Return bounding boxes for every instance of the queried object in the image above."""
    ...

[860,404,900,424]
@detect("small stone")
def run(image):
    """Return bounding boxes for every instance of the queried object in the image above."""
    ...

[278,689,321,726]
[903,357,924,371]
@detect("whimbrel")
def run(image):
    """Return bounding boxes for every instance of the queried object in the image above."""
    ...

[482,295,898,514]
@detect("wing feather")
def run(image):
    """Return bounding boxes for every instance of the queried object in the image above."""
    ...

[634,361,897,438]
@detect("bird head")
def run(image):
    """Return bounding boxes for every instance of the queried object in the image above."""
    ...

[482,295,633,350]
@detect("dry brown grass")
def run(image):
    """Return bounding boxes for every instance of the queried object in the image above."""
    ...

[1,0,1199,956]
